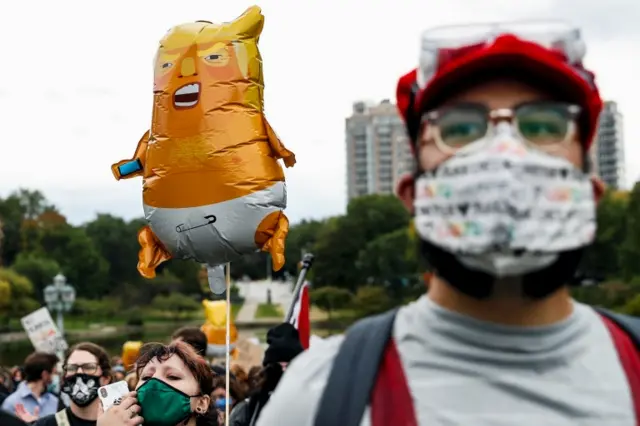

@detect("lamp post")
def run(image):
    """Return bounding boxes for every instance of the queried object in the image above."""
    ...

[44,273,76,337]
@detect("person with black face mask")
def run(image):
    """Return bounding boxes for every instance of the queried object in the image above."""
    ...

[16,342,113,426]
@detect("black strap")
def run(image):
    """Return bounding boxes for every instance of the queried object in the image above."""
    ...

[314,309,399,426]
[595,307,640,350]
[407,81,421,143]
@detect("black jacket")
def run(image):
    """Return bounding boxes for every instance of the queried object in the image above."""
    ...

[228,399,251,426]
[0,411,28,426]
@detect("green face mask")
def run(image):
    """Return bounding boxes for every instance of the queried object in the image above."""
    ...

[137,378,200,426]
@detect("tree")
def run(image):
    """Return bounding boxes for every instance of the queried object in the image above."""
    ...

[0,194,27,265]
[0,280,10,310]
[579,189,628,281]
[15,189,49,220]
[151,293,201,320]
[353,286,390,318]
[230,252,269,281]
[37,224,109,298]
[311,217,362,289]
[313,195,410,290]
[621,184,640,281]
[357,227,418,299]
[311,287,353,319]
[85,214,145,289]
[622,294,640,316]
[284,220,325,276]
[0,268,38,322]
[11,253,60,303]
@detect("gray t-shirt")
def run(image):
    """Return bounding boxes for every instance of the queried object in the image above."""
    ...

[257,296,635,425]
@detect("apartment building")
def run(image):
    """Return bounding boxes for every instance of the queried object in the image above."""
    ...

[592,101,626,189]
[345,100,415,201]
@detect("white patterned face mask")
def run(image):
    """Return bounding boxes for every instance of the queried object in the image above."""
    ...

[413,123,596,277]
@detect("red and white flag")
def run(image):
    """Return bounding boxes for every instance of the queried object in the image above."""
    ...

[289,281,310,349]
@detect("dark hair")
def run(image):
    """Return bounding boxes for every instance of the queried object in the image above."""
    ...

[65,342,112,379]
[230,365,249,394]
[23,352,58,383]
[136,342,217,426]
[247,365,261,390]
[212,375,246,406]
[0,367,14,393]
[244,363,284,421]
[172,326,208,357]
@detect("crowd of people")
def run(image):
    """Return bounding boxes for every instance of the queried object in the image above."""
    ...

[0,323,304,426]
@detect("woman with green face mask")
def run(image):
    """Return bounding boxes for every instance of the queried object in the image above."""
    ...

[97,342,218,426]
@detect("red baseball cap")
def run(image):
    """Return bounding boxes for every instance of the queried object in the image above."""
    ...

[397,33,603,153]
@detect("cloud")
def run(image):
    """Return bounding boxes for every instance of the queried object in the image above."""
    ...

[0,0,637,225]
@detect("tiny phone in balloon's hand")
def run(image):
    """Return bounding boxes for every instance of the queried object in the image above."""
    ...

[99,381,130,412]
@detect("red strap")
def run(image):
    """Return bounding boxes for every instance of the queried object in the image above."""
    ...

[371,339,418,426]
[601,315,640,425]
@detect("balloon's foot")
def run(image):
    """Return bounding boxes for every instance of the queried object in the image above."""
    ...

[207,264,226,294]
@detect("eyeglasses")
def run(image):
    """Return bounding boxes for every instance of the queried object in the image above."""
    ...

[418,20,586,88]
[422,101,580,154]
[63,363,99,375]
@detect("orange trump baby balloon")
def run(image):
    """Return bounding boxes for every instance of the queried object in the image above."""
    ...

[201,300,239,358]
[111,6,295,293]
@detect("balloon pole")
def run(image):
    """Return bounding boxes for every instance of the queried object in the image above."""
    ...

[225,262,231,426]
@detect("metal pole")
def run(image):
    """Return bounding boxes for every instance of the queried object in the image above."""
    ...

[285,253,314,323]
[57,308,64,337]
[266,253,272,283]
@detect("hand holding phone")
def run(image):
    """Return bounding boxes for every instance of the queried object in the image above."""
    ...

[98,381,130,412]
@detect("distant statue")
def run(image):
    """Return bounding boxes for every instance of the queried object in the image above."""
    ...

[267,288,272,305]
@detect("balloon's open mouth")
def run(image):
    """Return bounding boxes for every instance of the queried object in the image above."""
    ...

[173,83,200,109]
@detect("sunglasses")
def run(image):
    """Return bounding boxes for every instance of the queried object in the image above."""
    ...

[422,101,581,154]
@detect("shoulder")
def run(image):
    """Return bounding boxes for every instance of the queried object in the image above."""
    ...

[255,334,345,426]
[1,391,17,410]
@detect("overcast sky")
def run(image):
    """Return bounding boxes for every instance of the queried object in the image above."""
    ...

[0,0,638,225]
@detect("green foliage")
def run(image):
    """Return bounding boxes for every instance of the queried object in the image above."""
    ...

[73,297,123,319]
[311,287,353,319]
[124,307,144,326]
[151,293,201,319]
[312,195,410,290]
[621,184,640,281]
[3,181,640,327]
[255,303,283,319]
[0,268,38,320]
[622,294,640,316]
[12,253,60,303]
[353,286,390,318]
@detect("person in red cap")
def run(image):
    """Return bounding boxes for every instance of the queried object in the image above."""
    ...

[257,21,640,426]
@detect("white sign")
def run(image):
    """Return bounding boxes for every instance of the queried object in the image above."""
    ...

[21,307,68,354]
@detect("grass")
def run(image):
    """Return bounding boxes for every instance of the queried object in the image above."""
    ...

[4,302,245,333]
[231,303,243,319]
[255,303,283,319]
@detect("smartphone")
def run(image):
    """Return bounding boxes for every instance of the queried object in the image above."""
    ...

[99,381,130,412]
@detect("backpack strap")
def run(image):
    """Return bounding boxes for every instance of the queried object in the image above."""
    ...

[313,309,399,426]
[55,409,71,426]
[595,308,640,349]
[596,308,640,423]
